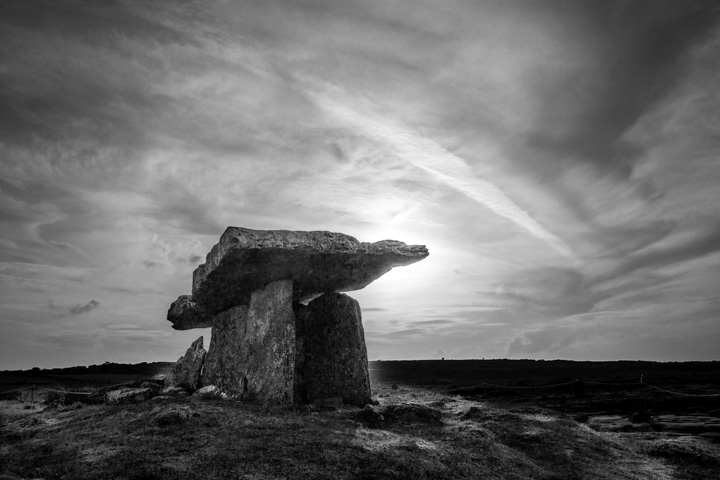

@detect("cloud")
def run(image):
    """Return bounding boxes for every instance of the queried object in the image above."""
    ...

[187,254,203,264]
[521,1,720,175]
[594,224,720,285]
[306,83,578,260]
[68,299,100,315]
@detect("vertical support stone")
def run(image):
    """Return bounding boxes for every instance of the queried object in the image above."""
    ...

[202,279,295,405]
[294,292,372,406]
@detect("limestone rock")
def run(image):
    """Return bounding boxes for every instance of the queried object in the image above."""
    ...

[168,227,428,329]
[149,395,171,402]
[192,385,228,400]
[148,374,167,385]
[161,386,189,398]
[294,293,371,406]
[201,280,295,405]
[166,336,206,391]
[154,408,193,426]
[105,387,154,405]
[168,295,212,330]
[139,381,162,395]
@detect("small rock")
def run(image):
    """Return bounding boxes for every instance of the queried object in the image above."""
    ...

[150,395,171,402]
[192,385,228,400]
[105,388,154,405]
[140,381,162,393]
[161,386,189,397]
[358,404,385,426]
[148,374,167,385]
[155,408,193,426]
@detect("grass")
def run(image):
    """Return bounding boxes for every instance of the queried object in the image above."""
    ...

[1,384,718,479]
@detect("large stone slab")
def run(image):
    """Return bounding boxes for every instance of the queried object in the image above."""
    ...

[165,336,206,391]
[294,293,371,406]
[168,227,428,329]
[201,280,295,404]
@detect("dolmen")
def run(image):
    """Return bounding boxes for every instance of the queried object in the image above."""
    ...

[167,227,428,406]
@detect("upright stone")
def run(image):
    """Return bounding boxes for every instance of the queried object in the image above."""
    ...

[295,293,371,406]
[202,280,295,404]
[166,336,206,391]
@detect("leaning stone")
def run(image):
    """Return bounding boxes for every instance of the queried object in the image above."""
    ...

[105,388,154,405]
[168,227,428,329]
[201,280,295,405]
[295,293,371,406]
[166,336,206,391]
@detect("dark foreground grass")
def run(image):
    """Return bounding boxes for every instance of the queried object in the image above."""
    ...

[1,386,718,480]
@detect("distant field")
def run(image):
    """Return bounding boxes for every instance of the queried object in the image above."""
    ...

[0,362,174,390]
[3,359,718,415]
[369,359,720,387]
[369,359,720,418]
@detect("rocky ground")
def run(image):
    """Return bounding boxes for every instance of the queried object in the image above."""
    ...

[2,382,719,480]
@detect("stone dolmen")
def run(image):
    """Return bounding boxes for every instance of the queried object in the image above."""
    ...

[167,227,428,406]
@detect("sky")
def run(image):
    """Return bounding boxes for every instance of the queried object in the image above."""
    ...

[1,0,719,370]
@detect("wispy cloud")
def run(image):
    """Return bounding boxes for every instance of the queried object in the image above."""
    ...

[68,299,100,316]
[307,84,578,260]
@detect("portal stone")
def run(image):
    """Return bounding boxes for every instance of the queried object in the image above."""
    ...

[166,226,429,406]
[166,336,206,391]
[294,293,371,406]
[201,279,295,404]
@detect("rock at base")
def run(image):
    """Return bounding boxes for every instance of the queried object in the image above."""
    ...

[166,336,206,391]
[161,386,189,398]
[105,387,155,405]
[202,280,295,405]
[192,385,228,400]
[294,292,371,406]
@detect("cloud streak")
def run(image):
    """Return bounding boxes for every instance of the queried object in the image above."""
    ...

[307,84,578,260]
